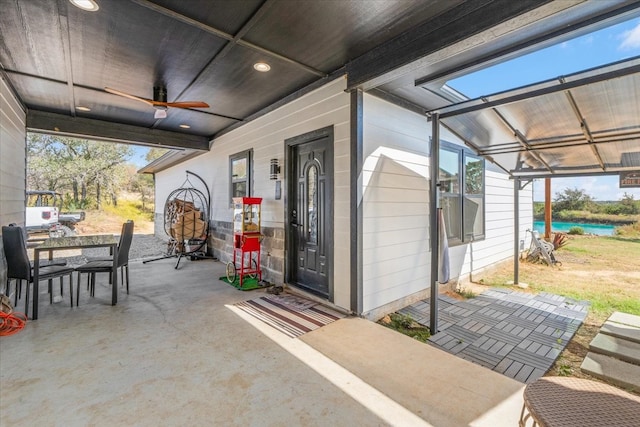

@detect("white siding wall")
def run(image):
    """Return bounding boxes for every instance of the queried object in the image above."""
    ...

[362,95,532,315]
[1,75,27,284]
[361,95,432,314]
[155,78,352,309]
[155,83,532,316]
[448,168,533,282]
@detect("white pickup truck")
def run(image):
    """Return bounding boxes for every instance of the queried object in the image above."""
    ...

[26,191,85,237]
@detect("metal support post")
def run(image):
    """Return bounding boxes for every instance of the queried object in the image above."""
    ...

[429,113,440,335]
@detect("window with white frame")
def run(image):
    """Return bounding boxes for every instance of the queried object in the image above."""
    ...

[439,141,485,245]
[229,149,252,202]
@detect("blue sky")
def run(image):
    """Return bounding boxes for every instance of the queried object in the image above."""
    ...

[449,17,640,202]
[131,146,150,167]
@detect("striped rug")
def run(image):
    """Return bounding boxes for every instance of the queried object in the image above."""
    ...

[234,294,345,338]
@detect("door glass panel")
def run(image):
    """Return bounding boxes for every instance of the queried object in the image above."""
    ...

[307,164,318,245]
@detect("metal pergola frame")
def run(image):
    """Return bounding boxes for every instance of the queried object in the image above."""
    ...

[425,56,640,334]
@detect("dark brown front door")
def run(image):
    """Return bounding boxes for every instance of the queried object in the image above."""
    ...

[286,127,333,298]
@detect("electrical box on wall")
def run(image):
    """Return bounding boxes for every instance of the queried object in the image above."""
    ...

[275,180,281,200]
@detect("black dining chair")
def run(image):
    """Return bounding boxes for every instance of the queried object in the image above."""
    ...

[75,221,134,304]
[6,223,68,269]
[83,220,134,291]
[2,225,76,316]
[3,223,68,303]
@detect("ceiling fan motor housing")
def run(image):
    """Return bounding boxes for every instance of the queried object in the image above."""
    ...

[153,86,168,103]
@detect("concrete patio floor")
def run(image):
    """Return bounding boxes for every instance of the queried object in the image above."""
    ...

[1,258,525,426]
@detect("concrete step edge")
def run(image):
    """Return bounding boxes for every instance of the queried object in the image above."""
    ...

[580,352,640,393]
[600,321,640,345]
[589,333,640,365]
[608,312,640,329]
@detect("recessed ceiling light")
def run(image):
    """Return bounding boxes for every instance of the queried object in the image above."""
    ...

[179,124,191,129]
[253,62,271,72]
[76,106,91,112]
[69,0,99,12]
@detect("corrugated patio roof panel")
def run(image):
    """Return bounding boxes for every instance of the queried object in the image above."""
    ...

[494,91,584,143]
[441,111,517,149]
[572,74,640,136]
[431,56,640,178]
[598,140,640,169]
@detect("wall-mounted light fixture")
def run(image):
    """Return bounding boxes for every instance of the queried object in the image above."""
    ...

[270,158,281,180]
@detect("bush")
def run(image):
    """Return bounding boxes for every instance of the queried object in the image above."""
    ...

[603,203,624,215]
[533,202,545,218]
[62,193,93,210]
[615,221,640,237]
[554,210,589,221]
[568,226,584,235]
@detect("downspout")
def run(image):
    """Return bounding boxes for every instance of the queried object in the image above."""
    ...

[350,89,364,315]
[429,113,440,335]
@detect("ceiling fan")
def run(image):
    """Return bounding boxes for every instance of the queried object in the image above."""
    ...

[105,86,209,119]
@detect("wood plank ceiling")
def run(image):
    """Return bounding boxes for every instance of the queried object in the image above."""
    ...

[1,0,638,150]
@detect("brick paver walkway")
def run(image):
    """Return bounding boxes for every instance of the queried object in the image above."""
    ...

[399,288,589,383]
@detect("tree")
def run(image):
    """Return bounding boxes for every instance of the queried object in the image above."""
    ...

[131,171,155,212]
[27,133,133,209]
[553,187,593,211]
[619,193,639,215]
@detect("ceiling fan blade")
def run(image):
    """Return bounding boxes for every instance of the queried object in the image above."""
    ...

[106,87,208,110]
[152,101,210,109]
[105,87,154,106]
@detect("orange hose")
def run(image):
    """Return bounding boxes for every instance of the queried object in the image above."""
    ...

[0,311,27,336]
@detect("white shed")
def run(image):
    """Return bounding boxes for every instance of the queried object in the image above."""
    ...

[149,77,533,319]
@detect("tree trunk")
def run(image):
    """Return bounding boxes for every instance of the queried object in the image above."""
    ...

[96,183,101,210]
[73,181,79,203]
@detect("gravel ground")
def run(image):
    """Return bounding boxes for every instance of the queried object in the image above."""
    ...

[29,234,171,266]
[86,233,169,262]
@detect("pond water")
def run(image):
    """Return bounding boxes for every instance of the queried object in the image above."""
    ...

[533,221,616,236]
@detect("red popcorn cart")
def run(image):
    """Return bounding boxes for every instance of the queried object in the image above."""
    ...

[226,197,262,287]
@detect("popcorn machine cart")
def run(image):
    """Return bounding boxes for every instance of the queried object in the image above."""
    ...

[226,197,262,287]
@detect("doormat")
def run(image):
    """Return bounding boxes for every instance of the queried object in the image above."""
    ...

[234,294,345,338]
[265,294,317,310]
[219,276,266,291]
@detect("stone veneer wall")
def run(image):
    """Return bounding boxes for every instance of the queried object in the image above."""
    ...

[155,213,285,285]
[209,220,284,285]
